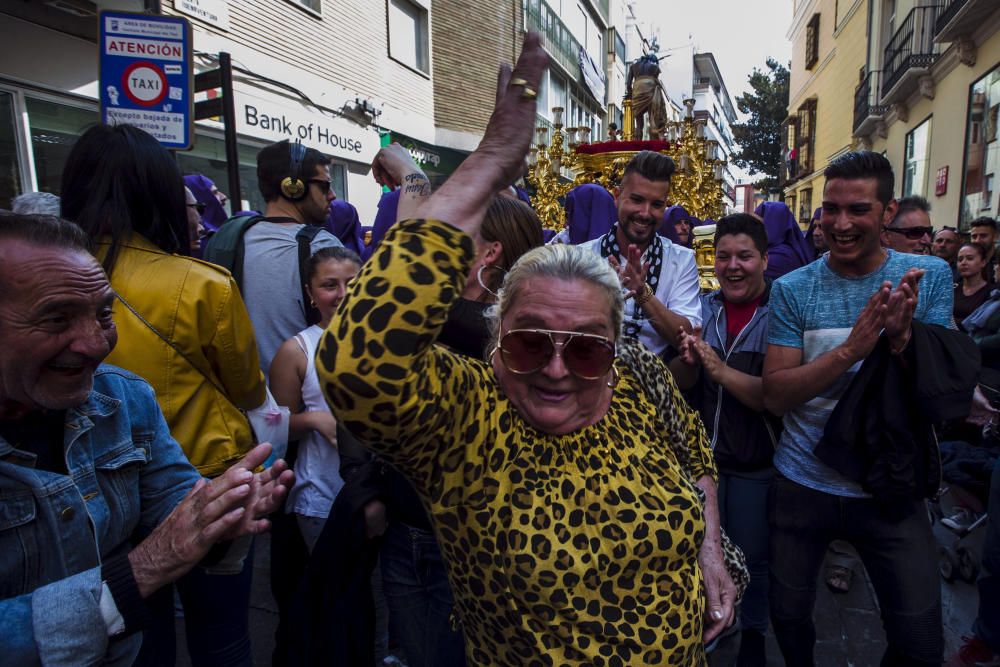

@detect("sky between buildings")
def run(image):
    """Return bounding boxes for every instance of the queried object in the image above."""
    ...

[636,0,794,120]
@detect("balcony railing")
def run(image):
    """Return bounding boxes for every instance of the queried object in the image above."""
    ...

[525,0,584,79]
[854,69,887,134]
[935,0,995,42]
[935,0,969,33]
[881,4,942,98]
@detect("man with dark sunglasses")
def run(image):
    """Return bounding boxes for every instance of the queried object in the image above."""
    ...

[881,195,933,255]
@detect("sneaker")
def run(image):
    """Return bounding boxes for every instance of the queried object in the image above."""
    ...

[941,508,983,532]
[945,635,1000,667]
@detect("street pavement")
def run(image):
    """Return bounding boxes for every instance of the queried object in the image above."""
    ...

[174,527,983,666]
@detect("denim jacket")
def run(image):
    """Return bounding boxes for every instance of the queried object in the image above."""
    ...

[0,366,200,666]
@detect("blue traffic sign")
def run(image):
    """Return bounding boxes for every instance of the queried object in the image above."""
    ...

[99,11,193,150]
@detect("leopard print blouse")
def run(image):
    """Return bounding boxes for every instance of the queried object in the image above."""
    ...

[318,219,717,666]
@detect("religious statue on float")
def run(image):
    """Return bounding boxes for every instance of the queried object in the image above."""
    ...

[625,40,670,141]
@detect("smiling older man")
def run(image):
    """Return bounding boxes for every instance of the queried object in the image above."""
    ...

[0,213,293,666]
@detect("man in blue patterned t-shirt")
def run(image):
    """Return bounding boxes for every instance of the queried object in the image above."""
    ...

[763,151,952,666]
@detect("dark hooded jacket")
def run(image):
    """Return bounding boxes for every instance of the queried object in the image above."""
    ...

[815,321,979,515]
[693,284,782,471]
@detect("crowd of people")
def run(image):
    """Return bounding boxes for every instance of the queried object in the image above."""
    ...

[1,31,998,667]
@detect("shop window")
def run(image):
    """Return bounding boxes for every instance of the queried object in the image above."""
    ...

[798,188,813,224]
[796,99,817,176]
[781,117,799,183]
[25,97,96,197]
[0,91,23,209]
[902,116,931,198]
[805,14,820,70]
[960,64,1000,228]
[785,195,797,217]
[387,0,430,75]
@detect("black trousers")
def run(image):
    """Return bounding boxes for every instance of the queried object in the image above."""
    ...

[767,474,942,666]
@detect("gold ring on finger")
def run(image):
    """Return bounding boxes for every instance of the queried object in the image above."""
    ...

[521,87,538,100]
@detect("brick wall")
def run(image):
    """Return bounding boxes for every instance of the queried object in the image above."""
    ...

[431,0,522,136]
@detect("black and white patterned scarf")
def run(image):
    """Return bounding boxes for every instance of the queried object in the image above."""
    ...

[599,224,664,339]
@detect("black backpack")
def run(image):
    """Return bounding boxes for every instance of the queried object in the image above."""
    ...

[202,215,322,325]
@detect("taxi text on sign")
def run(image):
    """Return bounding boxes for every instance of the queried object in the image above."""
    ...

[99,11,193,150]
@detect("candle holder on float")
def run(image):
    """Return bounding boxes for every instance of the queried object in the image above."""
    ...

[525,95,727,287]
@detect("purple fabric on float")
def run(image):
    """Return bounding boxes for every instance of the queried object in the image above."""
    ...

[514,186,532,206]
[326,200,366,255]
[363,189,400,262]
[565,184,616,244]
[184,174,229,232]
[658,205,687,245]
[754,201,814,280]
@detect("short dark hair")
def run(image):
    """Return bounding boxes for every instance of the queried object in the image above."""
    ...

[714,213,768,255]
[890,195,931,226]
[306,246,361,283]
[257,140,331,202]
[61,124,189,277]
[971,216,998,232]
[622,150,675,184]
[0,212,89,251]
[823,151,895,205]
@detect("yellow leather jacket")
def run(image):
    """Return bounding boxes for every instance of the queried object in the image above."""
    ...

[96,235,266,476]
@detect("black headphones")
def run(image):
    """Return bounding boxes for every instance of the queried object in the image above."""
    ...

[280,141,308,200]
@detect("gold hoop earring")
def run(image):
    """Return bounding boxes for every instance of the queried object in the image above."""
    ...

[309,299,317,308]
[606,363,620,389]
[477,265,501,300]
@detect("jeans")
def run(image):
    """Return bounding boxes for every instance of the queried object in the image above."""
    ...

[974,457,1000,651]
[718,467,772,633]
[136,543,255,667]
[380,521,466,667]
[768,474,942,666]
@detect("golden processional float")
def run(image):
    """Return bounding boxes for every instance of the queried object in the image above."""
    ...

[525,97,727,290]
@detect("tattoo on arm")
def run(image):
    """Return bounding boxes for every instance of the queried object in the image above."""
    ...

[403,173,431,196]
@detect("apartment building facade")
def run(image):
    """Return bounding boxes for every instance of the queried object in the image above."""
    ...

[853,0,1000,228]
[783,0,869,226]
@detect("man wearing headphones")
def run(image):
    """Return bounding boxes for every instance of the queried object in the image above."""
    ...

[243,140,342,380]
[239,140,342,665]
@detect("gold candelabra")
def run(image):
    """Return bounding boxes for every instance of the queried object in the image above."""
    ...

[526,98,728,235]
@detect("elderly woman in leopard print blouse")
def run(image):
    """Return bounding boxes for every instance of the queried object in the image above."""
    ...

[317,33,736,667]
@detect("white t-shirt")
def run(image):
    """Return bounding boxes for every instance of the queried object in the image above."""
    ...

[580,232,702,357]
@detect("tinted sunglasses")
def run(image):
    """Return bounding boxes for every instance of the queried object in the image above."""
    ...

[496,328,616,380]
[309,179,333,195]
[884,226,933,240]
[187,202,206,215]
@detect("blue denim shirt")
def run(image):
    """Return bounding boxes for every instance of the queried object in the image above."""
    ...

[0,366,200,666]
